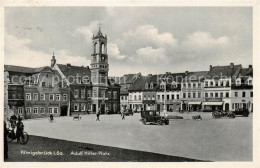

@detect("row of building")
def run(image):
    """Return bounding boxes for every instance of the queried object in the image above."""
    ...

[117,63,253,113]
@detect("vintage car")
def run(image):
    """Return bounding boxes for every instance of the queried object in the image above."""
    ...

[122,109,134,116]
[233,108,249,117]
[140,110,169,125]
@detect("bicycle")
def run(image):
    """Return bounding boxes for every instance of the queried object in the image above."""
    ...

[7,129,29,145]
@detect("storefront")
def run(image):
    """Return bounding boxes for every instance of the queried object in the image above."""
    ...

[202,101,223,112]
[188,102,202,112]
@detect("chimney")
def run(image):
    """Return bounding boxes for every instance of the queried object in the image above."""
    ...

[66,63,71,67]
[51,51,56,68]
[185,71,189,76]
[249,65,252,69]
[230,63,234,69]
[86,66,90,69]
[210,65,212,71]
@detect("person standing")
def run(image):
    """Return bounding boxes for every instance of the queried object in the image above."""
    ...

[96,110,100,121]
[4,121,8,160]
[16,117,24,143]
[122,112,125,120]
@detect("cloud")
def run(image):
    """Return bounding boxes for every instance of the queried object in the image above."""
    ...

[4,33,90,67]
[107,43,127,60]
[71,20,99,44]
[121,25,178,49]
[135,46,166,63]
[182,31,230,50]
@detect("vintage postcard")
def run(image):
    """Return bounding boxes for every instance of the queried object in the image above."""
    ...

[0,1,260,168]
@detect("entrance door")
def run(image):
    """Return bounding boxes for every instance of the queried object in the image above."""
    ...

[60,106,68,116]
[100,104,105,114]
[225,103,229,111]
[92,104,96,114]
[157,104,160,111]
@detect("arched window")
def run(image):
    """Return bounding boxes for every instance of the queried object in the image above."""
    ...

[145,83,149,89]
[101,43,106,54]
[150,82,153,89]
[94,43,97,54]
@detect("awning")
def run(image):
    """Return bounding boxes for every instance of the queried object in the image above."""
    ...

[203,102,223,106]
[188,102,202,105]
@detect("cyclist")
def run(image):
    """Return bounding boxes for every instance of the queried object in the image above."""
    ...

[16,117,24,143]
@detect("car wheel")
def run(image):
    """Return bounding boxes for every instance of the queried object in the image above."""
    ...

[157,120,162,125]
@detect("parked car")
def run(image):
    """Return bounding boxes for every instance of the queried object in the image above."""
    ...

[233,108,249,117]
[123,109,134,116]
[140,110,169,125]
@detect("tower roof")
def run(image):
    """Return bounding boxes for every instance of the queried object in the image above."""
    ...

[93,27,105,39]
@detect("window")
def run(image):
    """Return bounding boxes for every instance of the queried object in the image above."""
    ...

[74,103,79,111]
[198,83,201,87]
[26,93,31,100]
[40,94,45,100]
[113,91,117,99]
[210,81,214,86]
[145,83,149,89]
[193,83,196,88]
[188,93,191,98]
[226,92,229,98]
[177,95,179,99]
[107,91,111,99]
[157,95,160,100]
[81,103,86,111]
[188,83,191,88]
[121,96,124,101]
[56,94,60,101]
[48,107,53,114]
[162,95,165,100]
[42,82,46,87]
[215,82,219,87]
[205,93,208,98]
[33,93,38,100]
[18,108,23,115]
[48,82,53,87]
[152,95,155,100]
[134,95,137,100]
[26,107,31,114]
[220,92,223,98]
[248,79,252,85]
[129,95,132,100]
[236,79,241,86]
[183,84,186,88]
[81,89,85,98]
[144,95,146,100]
[40,107,45,114]
[93,90,97,98]
[193,93,196,98]
[33,107,38,114]
[226,81,230,87]
[101,90,105,98]
[139,95,141,100]
[167,95,170,100]
[49,94,54,101]
[172,95,175,100]
[234,92,238,97]
[160,83,165,89]
[210,93,213,97]
[242,92,246,97]
[150,83,153,89]
[63,94,67,101]
[87,90,92,97]
[74,89,79,98]
[251,92,253,97]
[198,93,201,98]
[215,93,218,97]
[183,93,186,98]
[54,107,58,114]
[205,82,208,87]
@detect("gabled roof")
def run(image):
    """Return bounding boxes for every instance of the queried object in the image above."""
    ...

[239,68,253,77]
[4,65,47,74]
[128,76,147,91]
[158,72,186,83]
[114,73,141,85]
[205,64,242,80]
[183,71,208,82]
[56,64,91,78]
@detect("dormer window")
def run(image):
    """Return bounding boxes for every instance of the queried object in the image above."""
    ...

[145,83,149,89]
[171,81,177,88]
[248,79,253,85]
[160,82,165,89]
[236,78,241,86]
[150,82,153,89]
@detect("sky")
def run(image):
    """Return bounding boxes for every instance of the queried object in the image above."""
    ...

[4,7,252,76]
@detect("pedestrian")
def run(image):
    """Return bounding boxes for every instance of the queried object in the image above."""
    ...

[122,112,125,120]
[16,117,24,143]
[49,114,54,122]
[96,110,100,121]
[4,121,8,160]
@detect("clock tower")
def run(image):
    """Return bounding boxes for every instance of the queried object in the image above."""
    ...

[90,27,109,113]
